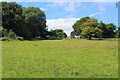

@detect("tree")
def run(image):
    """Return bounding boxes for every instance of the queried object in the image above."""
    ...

[2,2,24,36]
[2,2,47,40]
[63,32,67,38]
[72,16,90,36]
[93,28,103,38]
[48,29,67,40]
[98,21,116,38]
[73,17,117,40]
[105,23,116,38]
[72,17,98,36]
[54,29,67,39]
[23,7,47,39]
[81,26,94,40]
[73,17,98,40]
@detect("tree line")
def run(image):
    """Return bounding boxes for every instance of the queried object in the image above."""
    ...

[1,2,67,41]
[1,2,120,41]
[71,17,120,40]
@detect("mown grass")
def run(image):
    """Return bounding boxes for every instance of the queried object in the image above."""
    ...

[2,39,118,78]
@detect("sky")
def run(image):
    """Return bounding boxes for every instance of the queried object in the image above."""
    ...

[17,2,118,36]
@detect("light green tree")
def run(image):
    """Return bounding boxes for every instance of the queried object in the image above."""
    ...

[81,26,94,40]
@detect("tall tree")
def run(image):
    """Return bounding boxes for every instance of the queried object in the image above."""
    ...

[73,17,99,40]
[105,23,116,37]
[2,2,24,35]
[81,26,94,40]
[72,16,90,36]
[98,21,116,38]
[22,7,47,39]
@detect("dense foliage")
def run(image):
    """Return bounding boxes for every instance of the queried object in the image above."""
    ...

[1,29,24,41]
[72,17,117,40]
[47,29,67,40]
[22,7,47,39]
[1,2,67,40]
[2,2,24,36]
[2,2,48,40]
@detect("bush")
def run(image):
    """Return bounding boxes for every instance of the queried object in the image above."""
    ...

[2,29,8,37]
[16,37,24,41]
[2,29,24,41]
[7,29,17,39]
[1,37,9,41]
[1,37,24,41]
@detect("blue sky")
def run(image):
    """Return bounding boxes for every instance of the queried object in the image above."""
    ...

[17,2,118,36]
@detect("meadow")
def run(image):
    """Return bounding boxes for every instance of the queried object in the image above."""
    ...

[2,39,118,78]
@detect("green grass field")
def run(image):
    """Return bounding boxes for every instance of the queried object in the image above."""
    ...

[2,39,118,78]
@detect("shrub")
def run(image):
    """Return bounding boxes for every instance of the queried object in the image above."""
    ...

[2,29,8,37]
[1,37,9,41]
[16,37,24,41]
[7,29,17,39]
[1,29,24,41]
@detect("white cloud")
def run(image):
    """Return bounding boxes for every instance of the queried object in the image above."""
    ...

[48,2,82,12]
[40,8,47,11]
[89,12,102,17]
[46,18,80,36]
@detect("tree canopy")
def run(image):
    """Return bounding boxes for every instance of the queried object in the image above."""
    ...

[98,21,116,38]
[2,2,23,35]
[23,7,47,39]
[47,29,67,40]
[72,17,117,40]
[72,16,90,36]
[2,2,47,40]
